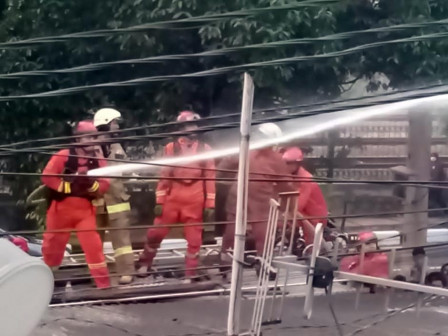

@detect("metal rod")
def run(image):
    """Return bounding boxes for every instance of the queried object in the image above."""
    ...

[277,269,290,320]
[331,238,340,267]
[49,280,309,308]
[303,223,323,320]
[272,259,448,297]
[255,201,280,335]
[228,73,254,336]
[279,197,291,256]
[268,194,295,322]
[268,202,284,321]
[384,248,396,311]
[255,201,280,336]
[355,244,366,310]
[288,196,299,255]
[416,256,428,317]
[250,202,275,334]
[268,267,281,322]
[337,271,448,296]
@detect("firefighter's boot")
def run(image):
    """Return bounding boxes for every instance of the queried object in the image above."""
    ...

[119,275,134,285]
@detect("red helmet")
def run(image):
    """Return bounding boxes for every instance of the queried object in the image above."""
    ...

[358,231,377,243]
[74,120,97,135]
[282,147,304,162]
[177,111,201,122]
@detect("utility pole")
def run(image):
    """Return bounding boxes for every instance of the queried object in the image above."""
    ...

[227,73,254,336]
[403,110,432,248]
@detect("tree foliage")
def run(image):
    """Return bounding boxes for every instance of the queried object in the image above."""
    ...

[0,0,448,204]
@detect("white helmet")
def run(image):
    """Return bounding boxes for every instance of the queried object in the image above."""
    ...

[93,108,122,127]
[257,122,282,139]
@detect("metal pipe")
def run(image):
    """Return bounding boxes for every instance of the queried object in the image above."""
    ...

[337,271,448,296]
[273,258,448,297]
[279,196,291,255]
[254,200,280,336]
[331,238,340,267]
[416,256,429,317]
[65,244,222,258]
[384,248,396,311]
[250,202,276,335]
[355,244,366,310]
[277,269,290,320]
[288,195,299,255]
[303,223,323,320]
[49,280,310,308]
[228,73,254,336]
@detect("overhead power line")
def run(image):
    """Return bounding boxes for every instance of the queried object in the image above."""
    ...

[1,30,448,101]
[1,81,447,153]
[2,17,448,79]
[0,0,338,49]
[1,80,446,150]
[4,207,448,236]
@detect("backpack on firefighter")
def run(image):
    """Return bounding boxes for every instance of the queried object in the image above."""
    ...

[28,147,100,211]
[28,121,100,211]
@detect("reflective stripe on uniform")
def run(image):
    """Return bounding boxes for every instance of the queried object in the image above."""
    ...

[58,181,71,194]
[206,193,215,200]
[114,245,133,257]
[57,181,64,192]
[156,190,166,197]
[106,202,131,214]
[88,181,100,193]
[88,261,107,270]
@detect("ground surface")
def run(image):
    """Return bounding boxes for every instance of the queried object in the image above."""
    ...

[34,285,448,336]
[32,214,448,336]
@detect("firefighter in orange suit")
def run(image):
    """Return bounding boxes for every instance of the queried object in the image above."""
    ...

[282,147,328,245]
[41,121,111,288]
[138,111,215,280]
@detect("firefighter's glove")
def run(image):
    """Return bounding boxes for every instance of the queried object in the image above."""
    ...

[154,204,163,217]
[203,208,215,224]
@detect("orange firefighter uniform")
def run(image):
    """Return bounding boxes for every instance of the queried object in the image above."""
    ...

[139,138,216,277]
[282,147,328,245]
[42,130,111,288]
[220,148,295,256]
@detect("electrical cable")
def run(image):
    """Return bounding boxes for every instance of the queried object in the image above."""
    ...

[1,80,446,150]
[6,160,448,187]
[0,136,446,184]
[4,206,448,237]
[2,79,447,157]
[4,17,448,80]
[3,30,448,101]
[52,265,231,291]
[0,0,339,49]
